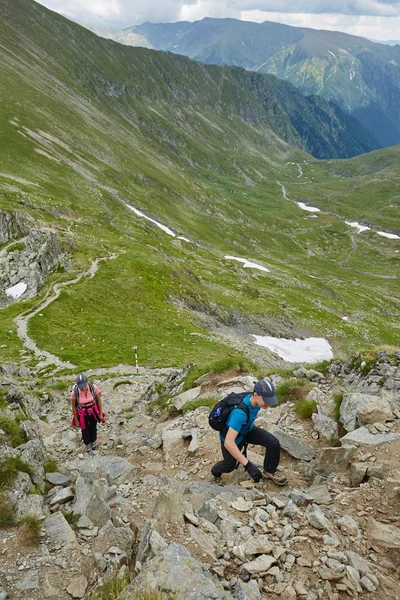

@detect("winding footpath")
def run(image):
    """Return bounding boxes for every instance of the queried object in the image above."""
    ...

[14,254,118,370]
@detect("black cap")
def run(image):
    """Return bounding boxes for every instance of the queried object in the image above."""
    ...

[76,374,88,389]
[254,379,278,406]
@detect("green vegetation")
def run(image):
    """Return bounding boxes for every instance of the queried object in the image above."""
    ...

[0,493,16,527]
[18,516,41,546]
[43,459,58,473]
[91,575,130,600]
[0,0,399,374]
[6,241,25,253]
[294,399,318,419]
[333,391,345,423]
[62,511,80,529]
[0,413,28,447]
[308,360,333,375]
[183,358,256,392]
[276,379,313,404]
[182,395,219,415]
[28,485,43,495]
[0,456,34,489]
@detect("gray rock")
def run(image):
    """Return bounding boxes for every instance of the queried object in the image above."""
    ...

[236,535,274,558]
[173,386,202,411]
[73,476,113,527]
[304,485,332,505]
[340,427,400,446]
[360,576,376,592]
[46,472,70,486]
[0,586,7,600]
[367,518,400,548]
[17,439,46,487]
[349,463,368,486]
[161,428,185,457]
[15,571,39,591]
[43,513,77,550]
[268,427,315,461]
[345,551,371,577]
[77,515,93,529]
[289,489,310,506]
[242,554,276,574]
[5,385,24,404]
[305,504,330,530]
[152,490,188,533]
[337,516,360,537]
[315,445,357,475]
[136,519,168,569]
[132,542,230,599]
[188,524,218,559]
[49,486,74,506]
[66,576,88,599]
[282,499,302,518]
[234,580,261,600]
[340,393,393,432]
[312,412,338,440]
[16,494,46,520]
[98,520,135,554]
[198,499,220,524]
[69,455,135,485]
[305,369,325,382]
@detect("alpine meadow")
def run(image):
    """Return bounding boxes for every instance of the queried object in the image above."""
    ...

[0,0,399,373]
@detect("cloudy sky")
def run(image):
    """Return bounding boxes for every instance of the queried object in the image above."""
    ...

[35,0,400,41]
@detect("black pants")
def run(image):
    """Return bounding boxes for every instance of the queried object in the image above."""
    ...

[81,413,98,446]
[211,426,280,477]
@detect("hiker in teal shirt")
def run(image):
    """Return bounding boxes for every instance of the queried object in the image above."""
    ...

[212,379,288,486]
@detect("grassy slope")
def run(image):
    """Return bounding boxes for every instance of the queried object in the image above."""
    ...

[0,0,399,371]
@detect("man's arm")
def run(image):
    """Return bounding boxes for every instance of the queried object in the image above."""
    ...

[71,396,78,426]
[224,428,249,467]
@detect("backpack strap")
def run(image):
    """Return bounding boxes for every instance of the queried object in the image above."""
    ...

[74,382,98,409]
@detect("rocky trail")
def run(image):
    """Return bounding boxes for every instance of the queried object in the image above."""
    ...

[13,254,118,371]
[1,351,400,600]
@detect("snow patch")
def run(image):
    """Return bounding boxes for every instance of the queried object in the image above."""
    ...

[328,50,337,58]
[177,236,190,242]
[377,231,400,240]
[297,202,320,213]
[342,316,349,321]
[252,335,334,363]
[6,281,27,299]
[225,256,270,272]
[126,205,176,237]
[345,221,370,234]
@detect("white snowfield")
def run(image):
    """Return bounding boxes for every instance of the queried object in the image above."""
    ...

[377,231,400,240]
[252,335,334,363]
[6,281,27,299]
[126,204,190,241]
[297,202,320,213]
[225,256,270,272]
[345,221,370,234]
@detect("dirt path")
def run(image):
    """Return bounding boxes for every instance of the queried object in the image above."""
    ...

[14,253,118,371]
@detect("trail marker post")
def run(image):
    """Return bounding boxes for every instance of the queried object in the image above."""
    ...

[133,346,139,374]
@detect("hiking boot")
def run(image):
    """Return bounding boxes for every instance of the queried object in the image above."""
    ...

[263,471,288,486]
[91,442,97,450]
[85,444,92,452]
[212,475,223,486]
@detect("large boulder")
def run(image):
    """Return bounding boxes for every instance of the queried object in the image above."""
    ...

[72,476,113,527]
[173,387,202,411]
[314,445,357,476]
[17,440,46,488]
[367,519,400,548]
[312,410,338,441]
[135,519,168,570]
[130,543,231,599]
[340,428,400,446]
[268,427,315,461]
[43,513,77,551]
[340,393,393,432]
[67,455,135,485]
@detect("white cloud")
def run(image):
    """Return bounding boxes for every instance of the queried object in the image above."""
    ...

[35,0,400,39]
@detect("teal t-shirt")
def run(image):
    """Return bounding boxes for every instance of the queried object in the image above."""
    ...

[220,394,259,445]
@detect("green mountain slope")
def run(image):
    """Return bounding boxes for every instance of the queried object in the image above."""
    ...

[127,18,400,149]
[0,0,399,372]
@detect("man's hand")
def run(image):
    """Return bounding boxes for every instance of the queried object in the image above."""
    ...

[245,461,262,482]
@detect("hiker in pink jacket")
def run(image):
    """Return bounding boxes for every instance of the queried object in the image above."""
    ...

[71,374,105,452]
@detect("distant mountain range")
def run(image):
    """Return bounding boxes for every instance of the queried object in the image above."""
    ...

[95,18,400,149]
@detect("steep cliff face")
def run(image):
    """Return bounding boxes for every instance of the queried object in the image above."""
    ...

[125,18,400,149]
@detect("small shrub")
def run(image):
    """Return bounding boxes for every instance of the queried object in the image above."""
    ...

[18,516,41,546]
[62,511,80,529]
[113,380,134,390]
[0,493,16,527]
[49,380,68,391]
[183,356,257,392]
[294,399,317,419]
[308,359,332,375]
[0,457,34,489]
[333,391,345,423]
[43,459,58,473]
[182,395,219,415]
[6,242,25,253]
[276,379,311,404]
[121,407,134,413]
[361,358,377,376]
[91,574,130,600]
[29,485,43,495]
[0,414,28,447]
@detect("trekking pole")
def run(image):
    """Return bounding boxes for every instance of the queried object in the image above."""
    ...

[133,346,139,374]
